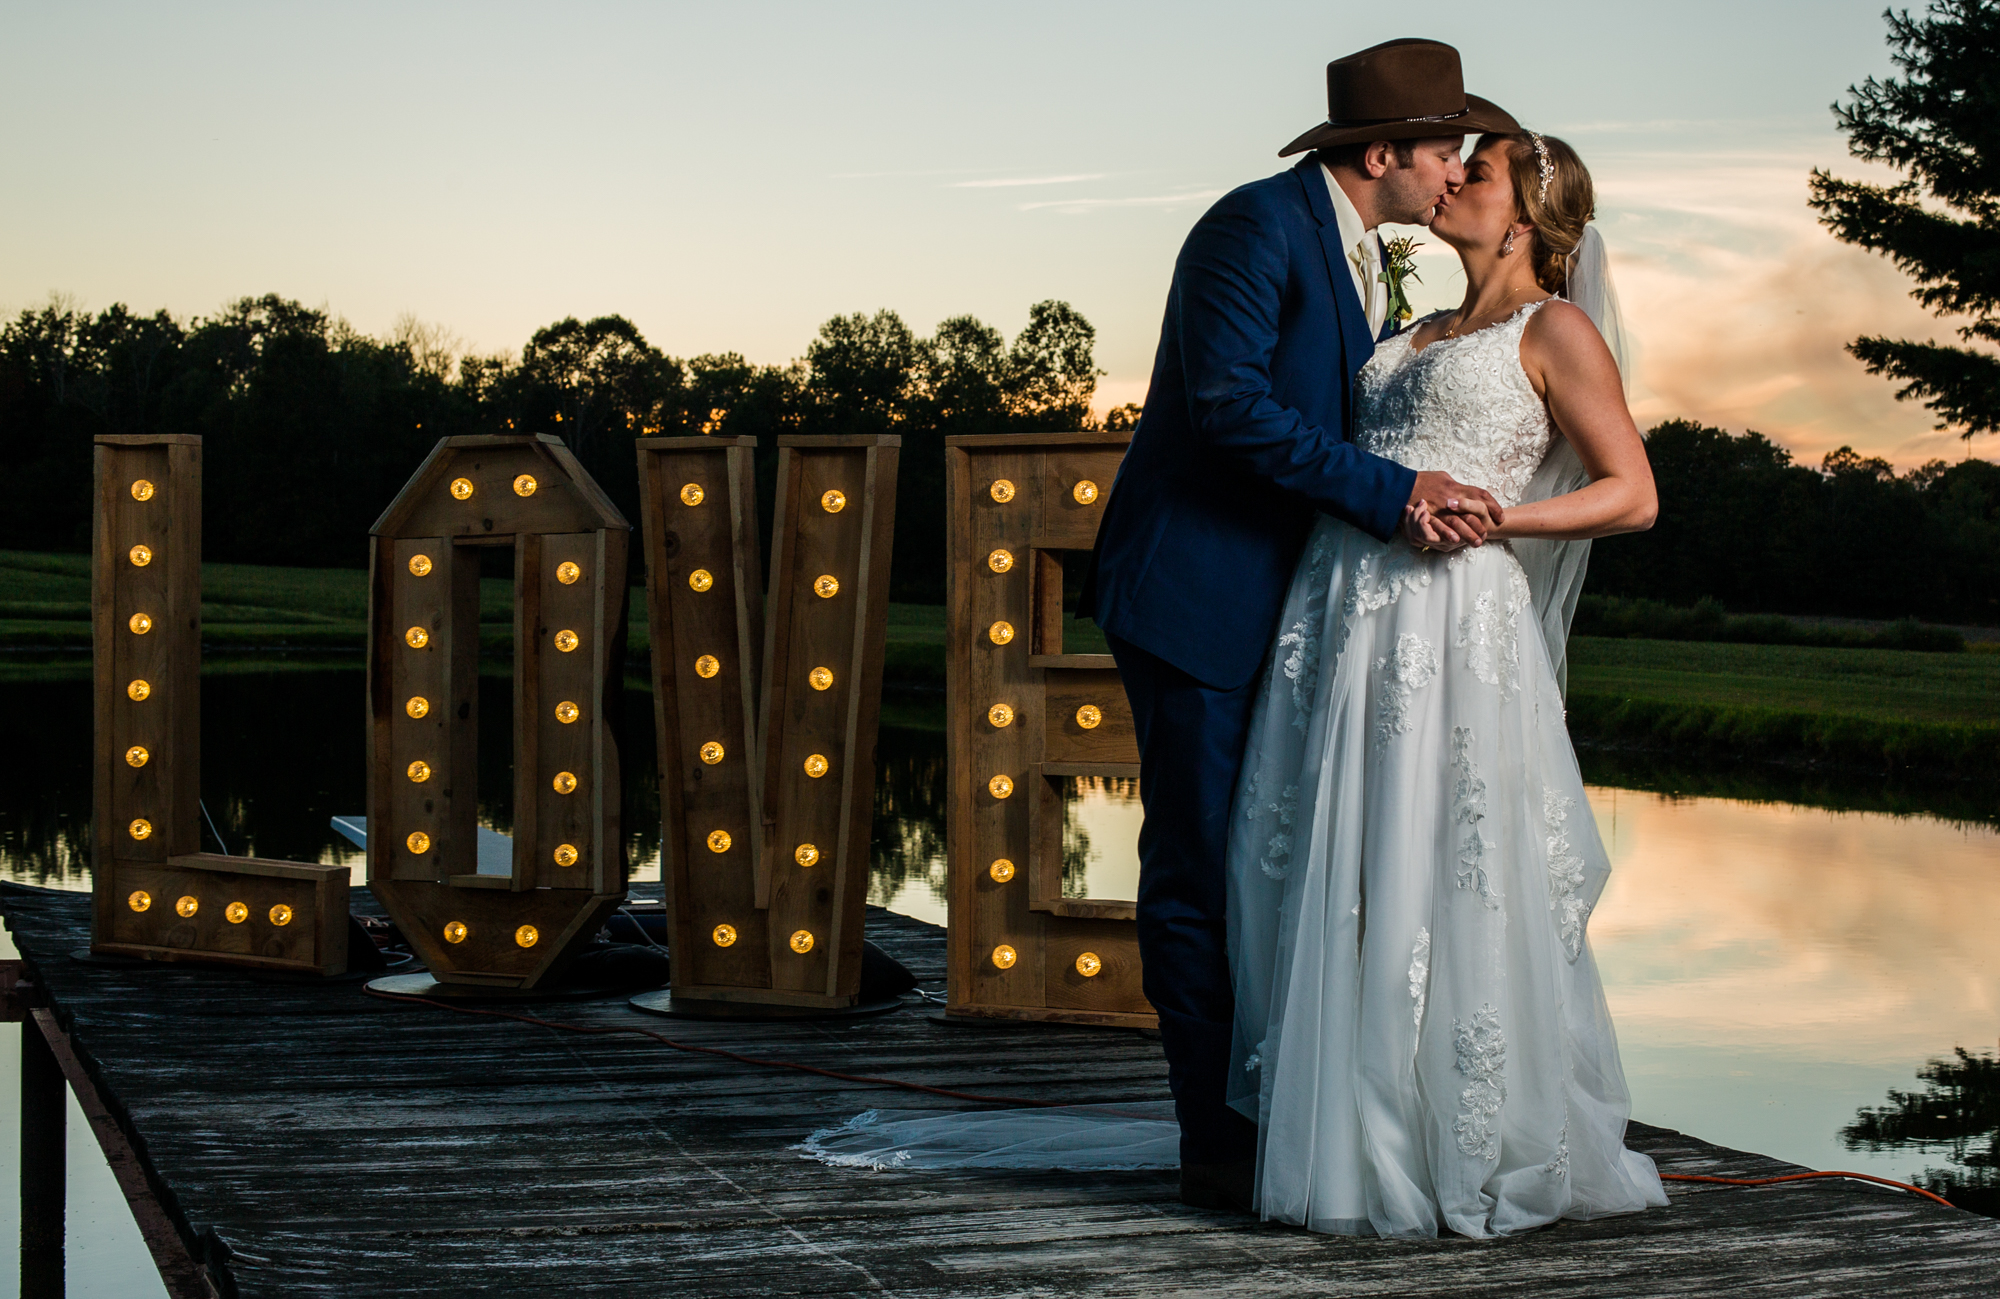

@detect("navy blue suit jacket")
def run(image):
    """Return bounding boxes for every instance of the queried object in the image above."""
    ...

[1081,157,1418,690]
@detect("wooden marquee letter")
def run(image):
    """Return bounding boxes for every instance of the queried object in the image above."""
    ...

[638,434,898,1012]
[944,432,1153,1027]
[89,435,349,976]
[366,434,630,987]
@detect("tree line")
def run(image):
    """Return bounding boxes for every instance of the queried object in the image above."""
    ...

[0,294,1130,604]
[2,296,1996,623]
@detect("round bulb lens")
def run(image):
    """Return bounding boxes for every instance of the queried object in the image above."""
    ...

[1073,480,1099,504]
[555,700,580,724]
[821,489,845,513]
[794,843,820,867]
[129,544,152,567]
[688,569,713,592]
[989,859,1015,883]
[406,696,430,718]
[176,895,199,917]
[707,829,732,853]
[226,902,248,924]
[809,666,834,691]
[553,843,579,867]
[128,890,151,912]
[443,921,468,943]
[513,474,537,497]
[406,830,431,854]
[991,944,1018,970]
[988,621,1015,645]
[405,626,430,649]
[803,754,828,778]
[269,904,293,926]
[450,477,474,500]
[554,629,579,652]
[988,774,1014,799]
[128,612,152,634]
[700,742,725,765]
[814,574,839,598]
[712,924,737,947]
[1076,951,1103,977]
[556,561,582,585]
[515,924,539,947]
[695,655,720,678]
[129,818,152,840]
[988,549,1013,574]
[552,771,577,794]
[127,679,151,701]
[407,761,431,783]
[1076,704,1104,730]
[125,745,149,768]
[408,554,432,576]
[789,930,815,954]
[130,479,155,501]
[680,483,705,506]
[989,479,1015,503]
[988,703,1014,728]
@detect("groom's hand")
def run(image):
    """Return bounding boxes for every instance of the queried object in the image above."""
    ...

[1407,472,1504,548]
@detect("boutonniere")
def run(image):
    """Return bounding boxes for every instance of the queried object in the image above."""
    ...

[1379,235,1424,326]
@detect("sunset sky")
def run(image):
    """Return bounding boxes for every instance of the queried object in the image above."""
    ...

[1,1,1979,467]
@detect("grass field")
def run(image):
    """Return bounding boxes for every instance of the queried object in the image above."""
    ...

[7,549,1992,776]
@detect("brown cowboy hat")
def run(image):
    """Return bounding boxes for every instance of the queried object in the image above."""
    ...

[1279,38,1519,157]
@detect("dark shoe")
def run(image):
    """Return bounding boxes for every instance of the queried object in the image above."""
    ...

[1180,1159,1256,1213]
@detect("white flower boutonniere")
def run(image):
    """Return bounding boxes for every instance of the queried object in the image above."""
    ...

[1380,235,1424,326]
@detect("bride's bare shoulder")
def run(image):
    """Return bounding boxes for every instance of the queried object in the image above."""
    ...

[1521,299,1617,377]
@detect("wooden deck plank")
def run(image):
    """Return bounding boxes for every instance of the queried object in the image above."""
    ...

[6,882,1999,1298]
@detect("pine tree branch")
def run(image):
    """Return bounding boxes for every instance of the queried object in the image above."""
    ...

[1849,334,2000,436]
[1810,169,2000,318]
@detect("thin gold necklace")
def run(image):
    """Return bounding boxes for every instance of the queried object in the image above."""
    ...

[1443,287,1539,340]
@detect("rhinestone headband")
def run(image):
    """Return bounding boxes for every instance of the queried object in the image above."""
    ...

[1527,130,1553,201]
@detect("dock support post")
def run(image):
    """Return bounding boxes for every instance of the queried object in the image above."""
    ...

[20,1015,66,1299]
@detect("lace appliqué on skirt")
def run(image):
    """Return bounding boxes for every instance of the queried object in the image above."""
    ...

[1449,727,1500,909]
[1543,790,1590,961]
[1452,1004,1507,1161]
[1373,633,1439,751]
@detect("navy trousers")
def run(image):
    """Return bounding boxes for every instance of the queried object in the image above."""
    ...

[1106,631,1262,1167]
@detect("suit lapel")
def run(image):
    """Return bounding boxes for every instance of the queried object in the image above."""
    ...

[1296,160,1375,379]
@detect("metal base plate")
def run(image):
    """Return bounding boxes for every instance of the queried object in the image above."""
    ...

[628,989,906,1021]
[364,973,635,1003]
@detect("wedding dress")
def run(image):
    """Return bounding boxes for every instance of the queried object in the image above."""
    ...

[1222,300,1664,1237]
[804,297,1664,1239]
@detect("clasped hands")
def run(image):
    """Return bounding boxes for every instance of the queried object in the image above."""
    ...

[1401,471,1505,552]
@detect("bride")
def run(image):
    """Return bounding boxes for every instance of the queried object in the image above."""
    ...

[1224,130,1665,1237]
[806,131,1665,1240]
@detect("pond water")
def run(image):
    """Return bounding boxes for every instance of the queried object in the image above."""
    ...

[1,665,1995,1288]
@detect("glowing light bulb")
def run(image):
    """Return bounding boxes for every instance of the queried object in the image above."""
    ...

[803,754,828,778]
[557,561,582,585]
[987,548,1014,573]
[129,612,152,634]
[515,924,539,947]
[176,895,199,917]
[408,554,433,576]
[128,890,151,912]
[700,741,724,765]
[450,477,474,500]
[406,695,429,718]
[129,818,152,840]
[1073,480,1100,505]
[513,473,537,497]
[988,621,1014,645]
[130,479,155,501]
[988,774,1014,799]
[405,626,430,649]
[1075,951,1103,977]
[987,703,1014,728]
[707,829,732,853]
[712,924,737,947]
[553,843,579,867]
[407,760,431,783]
[809,666,833,691]
[794,843,820,867]
[989,859,1015,883]
[680,483,705,506]
[821,489,846,513]
[269,904,293,926]
[695,654,720,678]
[688,569,713,592]
[814,574,839,598]
[406,830,431,854]
[991,944,1018,970]
[552,771,578,794]
[129,544,152,567]
[789,929,815,954]
[443,921,468,943]
[555,700,579,724]
[127,679,151,701]
[990,479,1015,503]
[554,629,579,652]
[125,745,149,768]
[226,902,248,924]
[1076,704,1104,730]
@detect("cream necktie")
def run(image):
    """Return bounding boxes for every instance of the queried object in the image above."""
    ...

[1350,237,1385,336]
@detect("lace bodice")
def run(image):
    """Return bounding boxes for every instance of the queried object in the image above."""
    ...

[1355,302,1553,507]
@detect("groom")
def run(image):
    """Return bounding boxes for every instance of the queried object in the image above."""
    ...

[1080,39,1516,1209]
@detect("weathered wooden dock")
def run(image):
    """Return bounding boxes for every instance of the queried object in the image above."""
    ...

[7,881,2000,1298]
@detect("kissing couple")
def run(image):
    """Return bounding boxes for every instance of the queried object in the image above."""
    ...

[814,38,1668,1239]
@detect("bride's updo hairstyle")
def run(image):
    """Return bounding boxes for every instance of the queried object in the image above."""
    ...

[1473,131,1594,295]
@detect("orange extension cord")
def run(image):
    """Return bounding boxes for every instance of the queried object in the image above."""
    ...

[366,987,1958,1212]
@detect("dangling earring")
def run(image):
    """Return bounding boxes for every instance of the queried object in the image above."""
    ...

[1500,228,1516,256]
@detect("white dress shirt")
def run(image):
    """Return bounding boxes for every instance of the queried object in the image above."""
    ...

[1320,162,1389,338]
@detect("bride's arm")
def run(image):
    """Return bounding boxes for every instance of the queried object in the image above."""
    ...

[1489,301,1657,542]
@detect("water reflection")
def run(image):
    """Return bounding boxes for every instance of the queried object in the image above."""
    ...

[1842,1048,2000,1214]
[1062,776,1142,903]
